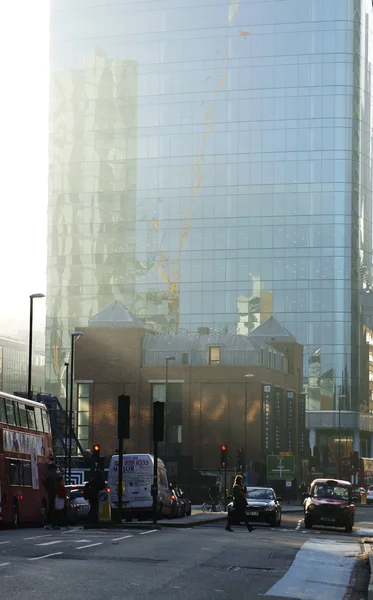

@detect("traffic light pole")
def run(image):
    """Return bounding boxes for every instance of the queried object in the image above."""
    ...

[224,460,227,511]
[152,439,158,526]
[117,437,123,524]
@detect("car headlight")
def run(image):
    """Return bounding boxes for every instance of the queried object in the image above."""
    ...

[264,506,275,511]
[307,504,315,511]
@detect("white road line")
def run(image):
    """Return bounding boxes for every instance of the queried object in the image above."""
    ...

[0,563,10,567]
[76,542,103,550]
[112,535,134,541]
[295,520,302,531]
[0,542,10,545]
[36,541,64,547]
[73,540,91,543]
[24,535,51,541]
[266,538,360,599]
[139,530,157,535]
[28,552,63,561]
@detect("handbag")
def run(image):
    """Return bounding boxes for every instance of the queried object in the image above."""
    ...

[55,497,65,510]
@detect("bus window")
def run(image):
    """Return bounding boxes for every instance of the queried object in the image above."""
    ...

[6,459,22,486]
[23,461,32,486]
[0,398,6,423]
[34,407,43,432]
[5,400,16,426]
[42,409,51,433]
[18,403,29,429]
[26,407,36,430]
[13,403,21,427]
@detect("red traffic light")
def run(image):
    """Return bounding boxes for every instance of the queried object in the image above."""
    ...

[221,445,227,451]
[93,444,100,452]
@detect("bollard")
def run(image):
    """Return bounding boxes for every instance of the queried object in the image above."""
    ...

[98,489,112,522]
[361,491,367,505]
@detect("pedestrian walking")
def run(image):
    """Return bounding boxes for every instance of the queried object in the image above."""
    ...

[84,469,105,524]
[225,475,255,533]
[42,458,58,530]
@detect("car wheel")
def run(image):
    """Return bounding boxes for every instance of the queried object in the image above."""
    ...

[345,521,353,533]
[269,517,277,527]
[12,500,19,529]
[304,516,312,529]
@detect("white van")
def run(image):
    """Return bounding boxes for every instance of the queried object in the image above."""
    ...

[108,454,172,520]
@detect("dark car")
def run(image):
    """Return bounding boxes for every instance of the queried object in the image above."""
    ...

[176,488,192,516]
[227,486,282,527]
[303,478,354,533]
[65,484,90,523]
[352,486,366,503]
[169,485,185,518]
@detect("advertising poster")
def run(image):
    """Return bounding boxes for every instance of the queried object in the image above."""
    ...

[3,430,45,457]
[274,388,283,453]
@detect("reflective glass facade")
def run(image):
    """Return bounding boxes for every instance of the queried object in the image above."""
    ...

[47,0,373,411]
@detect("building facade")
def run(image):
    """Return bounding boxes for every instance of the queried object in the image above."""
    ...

[48,2,373,455]
[0,337,45,396]
[74,304,304,483]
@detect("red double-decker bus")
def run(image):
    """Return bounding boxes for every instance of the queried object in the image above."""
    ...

[0,391,53,527]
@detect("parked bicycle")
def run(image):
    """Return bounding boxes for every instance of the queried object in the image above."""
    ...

[201,495,224,513]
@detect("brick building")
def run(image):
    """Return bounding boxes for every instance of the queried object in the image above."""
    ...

[74,302,304,484]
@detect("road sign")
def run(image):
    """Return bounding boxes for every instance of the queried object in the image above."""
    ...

[267,455,295,480]
[280,452,292,456]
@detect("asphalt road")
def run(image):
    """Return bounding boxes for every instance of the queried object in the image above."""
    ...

[0,507,372,600]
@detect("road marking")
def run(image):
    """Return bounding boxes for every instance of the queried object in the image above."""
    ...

[295,520,302,531]
[73,540,91,543]
[75,542,103,550]
[36,541,64,547]
[0,563,10,567]
[266,538,360,599]
[0,542,10,545]
[112,535,134,541]
[24,536,51,541]
[28,552,63,561]
[139,530,157,535]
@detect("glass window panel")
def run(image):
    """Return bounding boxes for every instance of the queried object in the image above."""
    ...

[42,409,51,433]
[0,398,6,423]
[18,403,29,429]
[34,407,44,432]
[5,400,16,426]
[26,407,36,431]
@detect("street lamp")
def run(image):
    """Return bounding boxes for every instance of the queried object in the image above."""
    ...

[68,332,84,483]
[244,374,254,481]
[27,293,45,399]
[64,362,69,480]
[165,356,176,457]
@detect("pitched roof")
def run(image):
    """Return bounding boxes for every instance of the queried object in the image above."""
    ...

[249,316,296,342]
[89,301,144,328]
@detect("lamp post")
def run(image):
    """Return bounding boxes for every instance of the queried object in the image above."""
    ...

[244,374,254,482]
[68,332,83,483]
[64,362,69,480]
[27,293,45,399]
[165,356,176,457]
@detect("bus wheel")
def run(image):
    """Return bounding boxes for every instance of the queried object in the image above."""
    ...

[12,501,19,529]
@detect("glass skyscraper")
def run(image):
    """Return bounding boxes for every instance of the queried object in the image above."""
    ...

[48,0,373,455]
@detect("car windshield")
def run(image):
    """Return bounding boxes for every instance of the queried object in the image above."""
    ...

[312,484,349,501]
[246,488,274,500]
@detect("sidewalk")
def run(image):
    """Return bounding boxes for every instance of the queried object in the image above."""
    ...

[362,538,373,600]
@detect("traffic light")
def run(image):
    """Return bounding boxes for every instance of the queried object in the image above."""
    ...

[237,448,244,471]
[350,451,359,472]
[93,444,100,464]
[221,445,227,467]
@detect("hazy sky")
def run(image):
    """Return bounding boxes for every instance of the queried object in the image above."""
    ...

[0,2,49,333]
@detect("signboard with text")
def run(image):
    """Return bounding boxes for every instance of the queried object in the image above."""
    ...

[262,385,272,454]
[286,391,294,453]
[298,392,306,456]
[267,455,296,480]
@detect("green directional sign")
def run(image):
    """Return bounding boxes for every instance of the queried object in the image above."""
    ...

[267,455,295,480]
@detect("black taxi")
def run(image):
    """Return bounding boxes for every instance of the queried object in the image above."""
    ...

[303,478,354,533]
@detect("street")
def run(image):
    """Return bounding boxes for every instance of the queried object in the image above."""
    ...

[1,506,372,600]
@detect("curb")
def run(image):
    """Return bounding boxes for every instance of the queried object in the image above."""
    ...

[362,539,373,600]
